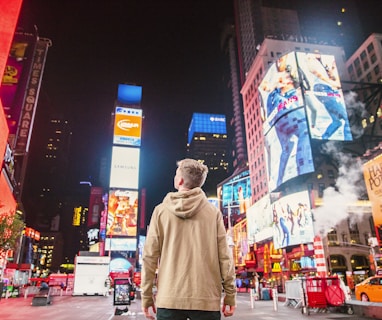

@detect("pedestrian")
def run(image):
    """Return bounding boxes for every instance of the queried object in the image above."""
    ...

[141,158,236,319]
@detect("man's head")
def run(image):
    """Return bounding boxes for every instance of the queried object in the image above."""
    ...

[174,158,208,191]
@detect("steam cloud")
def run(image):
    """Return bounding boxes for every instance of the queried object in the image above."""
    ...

[313,142,366,236]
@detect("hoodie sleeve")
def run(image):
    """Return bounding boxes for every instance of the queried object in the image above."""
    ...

[217,212,237,306]
[141,206,161,308]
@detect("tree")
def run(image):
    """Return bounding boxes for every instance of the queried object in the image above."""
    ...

[0,204,25,257]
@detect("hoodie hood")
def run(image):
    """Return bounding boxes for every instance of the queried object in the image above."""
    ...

[162,187,207,219]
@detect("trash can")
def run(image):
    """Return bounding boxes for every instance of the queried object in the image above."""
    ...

[262,288,270,300]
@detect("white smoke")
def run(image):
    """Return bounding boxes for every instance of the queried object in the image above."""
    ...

[313,142,366,236]
[344,91,368,139]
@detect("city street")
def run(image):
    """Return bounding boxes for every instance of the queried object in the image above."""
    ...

[0,292,377,320]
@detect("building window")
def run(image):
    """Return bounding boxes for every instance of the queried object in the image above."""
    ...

[374,65,380,76]
[354,58,360,67]
[363,61,369,71]
[371,54,377,64]
[360,50,367,61]
[347,64,354,74]
[327,229,339,246]
[367,42,374,53]
[348,217,361,244]
[328,169,334,179]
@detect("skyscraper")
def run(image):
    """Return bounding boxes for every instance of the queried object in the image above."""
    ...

[187,112,230,197]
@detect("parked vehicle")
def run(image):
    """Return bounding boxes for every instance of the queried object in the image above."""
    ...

[355,275,382,302]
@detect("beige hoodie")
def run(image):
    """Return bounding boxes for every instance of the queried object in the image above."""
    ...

[141,187,236,311]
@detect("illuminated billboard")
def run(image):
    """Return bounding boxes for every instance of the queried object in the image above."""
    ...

[105,238,137,251]
[296,52,352,141]
[259,52,314,191]
[87,186,103,227]
[107,189,138,237]
[117,84,142,105]
[220,170,251,222]
[271,190,315,250]
[246,195,272,243]
[363,155,382,246]
[109,146,140,189]
[188,113,227,145]
[264,109,314,191]
[113,106,142,146]
[0,170,17,217]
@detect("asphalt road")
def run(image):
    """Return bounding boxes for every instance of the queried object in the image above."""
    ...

[0,291,377,320]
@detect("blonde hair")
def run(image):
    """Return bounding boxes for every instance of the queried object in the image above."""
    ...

[177,159,208,189]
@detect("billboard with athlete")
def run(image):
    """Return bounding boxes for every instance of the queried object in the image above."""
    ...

[259,52,314,191]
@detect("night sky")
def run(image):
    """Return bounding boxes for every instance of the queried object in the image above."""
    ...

[15,0,382,218]
[17,0,234,216]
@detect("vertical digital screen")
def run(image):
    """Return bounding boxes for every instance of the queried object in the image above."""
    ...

[296,52,352,141]
[113,106,142,146]
[109,146,140,189]
[221,170,251,222]
[259,52,314,191]
[107,189,138,237]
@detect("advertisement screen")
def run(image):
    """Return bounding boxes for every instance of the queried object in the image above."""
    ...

[0,37,35,135]
[117,83,142,105]
[105,238,137,251]
[107,189,138,237]
[0,170,17,216]
[259,52,314,191]
[363,156,382,246]
[221,170,251,221]
[87,186,103,227]
[246,194,272,243]
[259,51,304,134]
[188,113,226,144]
[113,106,142,146]
[296,52,352,141]
[271,190,315,249]
[109,146,140,189]
[264,111,314,191]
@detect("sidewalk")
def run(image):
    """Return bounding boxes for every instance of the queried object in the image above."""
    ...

[0,291,377,319]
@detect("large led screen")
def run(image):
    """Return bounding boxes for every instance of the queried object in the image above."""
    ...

[107,189,138,237]
[259,52,314,191]
[117,84,142,105]
[221,170,251,219]
[109,146,140,189]
[246,194,272,243]
[271,190,314,250]
[113,106,142,146]
[264,109,314,191]
[188,113,226,145]
[296,52,352,141]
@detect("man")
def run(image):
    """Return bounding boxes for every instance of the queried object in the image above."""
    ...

[141,158,236,319]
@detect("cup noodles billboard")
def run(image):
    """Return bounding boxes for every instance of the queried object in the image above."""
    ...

[109,146,140,189]
[113,106,142,146]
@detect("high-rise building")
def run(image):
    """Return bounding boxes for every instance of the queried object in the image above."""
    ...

[187,112,230,197]
[345,33,382,143]
[23,115,72,230]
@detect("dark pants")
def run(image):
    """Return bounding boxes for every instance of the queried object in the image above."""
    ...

[157,308,221,320]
